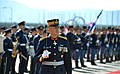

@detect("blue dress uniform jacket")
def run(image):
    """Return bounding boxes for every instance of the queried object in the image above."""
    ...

[100,34,107,47]
[34,35,41,53]
[11,33,16,42]
[32,35,42,74]
[81,33,89,50]
[66,32,76,51]
[107,33,114,46]
[29,34,34,46]
[16,30,27,53]
[1,37,14,74]
[74,34,81,49]
[3,37,13,55]
[90,34,98,49]
[35,36,72,74]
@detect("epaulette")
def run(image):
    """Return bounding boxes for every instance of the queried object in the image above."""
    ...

[58,36,67,40]
[40,36,47,41]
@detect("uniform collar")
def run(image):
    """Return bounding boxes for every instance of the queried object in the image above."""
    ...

[50,36,58,41]
[6,36,12,40]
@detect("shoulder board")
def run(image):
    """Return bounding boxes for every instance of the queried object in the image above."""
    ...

[40,36,47,41]
[58,36,67,40]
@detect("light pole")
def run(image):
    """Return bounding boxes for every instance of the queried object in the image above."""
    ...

[3,7,13,24]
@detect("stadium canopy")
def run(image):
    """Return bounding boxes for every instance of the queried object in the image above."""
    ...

[11,0,120,11]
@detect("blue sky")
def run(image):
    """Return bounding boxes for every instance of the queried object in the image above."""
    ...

[0,0,120,25]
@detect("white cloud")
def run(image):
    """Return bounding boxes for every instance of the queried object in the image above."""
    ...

[11,0,120,11]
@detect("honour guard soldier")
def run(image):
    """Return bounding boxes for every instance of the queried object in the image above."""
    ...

[16,21,28,74]
[118,29,120,60]
[31,25,44,74]
[99,28,107,64]
[34,26,44,53]
[106,27,114,62]
[60,26,65,37]
[114,28,119,61]
[1,29,14,74]
[66,25,77,68]
[89,28,98,65]
[35,19,72,74]
[11,25,18,74]
[74,26,87,68]
[28,27,37,56]
[24,27,30,73]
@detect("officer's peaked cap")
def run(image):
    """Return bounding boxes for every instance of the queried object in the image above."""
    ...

[18,21,25,26]
[4,29,11,35]
[11,25,17,28]
[47,19,59,27]
[37,25,44,30]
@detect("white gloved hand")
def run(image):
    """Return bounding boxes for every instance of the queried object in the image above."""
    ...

[42,50,51,59]
[76,49,79,52]
[96,40,99,43]
[106,44,109,47]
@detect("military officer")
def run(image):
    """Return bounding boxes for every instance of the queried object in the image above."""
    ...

[1,29,14,74]
[34,19,72,74]
[16,21,28,74]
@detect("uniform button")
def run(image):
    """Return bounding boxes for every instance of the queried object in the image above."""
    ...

[54,60,56,62]
[54,53,56,55]
[61,55,63,58]
[54,66,56,68]
[54,47,56,49]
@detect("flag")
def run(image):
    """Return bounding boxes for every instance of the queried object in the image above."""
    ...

[86,10,103,36]
[87,22,96,35]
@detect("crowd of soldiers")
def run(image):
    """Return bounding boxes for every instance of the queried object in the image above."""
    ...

[0,19,120,74]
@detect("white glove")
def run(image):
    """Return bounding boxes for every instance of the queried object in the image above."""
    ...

[42,50,51,59]
[77,38,81,41]
[76,49,79,52]
[87,43,89,47]
[106,44,109,47]
[96,40,99,43]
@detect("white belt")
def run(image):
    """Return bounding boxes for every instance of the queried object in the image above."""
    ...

[8,49,13,51]
[20,44,26,46]
[30,45,34,48]
[42,61,64,66]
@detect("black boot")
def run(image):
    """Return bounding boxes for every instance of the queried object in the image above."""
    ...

[100,58,106,64]
[110,56,113,62]
[97,55,99,60]
[118,54,120,60]
[91,60,97,65]
[75,61,81,69]
[106,57,109,62]
[80,59,87,67]
[115,55,117,61]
